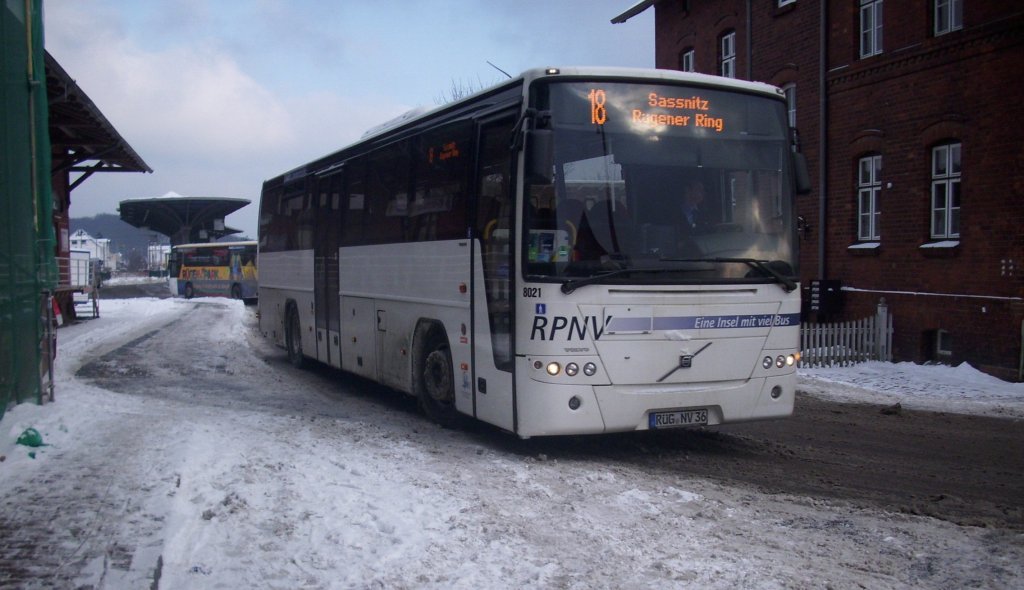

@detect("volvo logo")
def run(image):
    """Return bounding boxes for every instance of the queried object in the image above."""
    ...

[657,342,712,383]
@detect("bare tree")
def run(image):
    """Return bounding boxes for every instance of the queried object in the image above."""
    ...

[434,62,513,105]
[434,76,490,105]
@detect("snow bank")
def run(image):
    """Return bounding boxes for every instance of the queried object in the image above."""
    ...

[103,275,167,286]
[800,361,1024,419]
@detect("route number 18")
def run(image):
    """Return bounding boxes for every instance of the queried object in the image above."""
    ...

[589,88,607,125]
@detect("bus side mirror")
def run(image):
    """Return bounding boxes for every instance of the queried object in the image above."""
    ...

[525,129,554,184]
[792,151,811,195]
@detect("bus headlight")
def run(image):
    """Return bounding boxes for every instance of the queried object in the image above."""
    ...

[583,362,597,376]
[565,362,579,377]
[762,354,799,371]
[546,362,561,376]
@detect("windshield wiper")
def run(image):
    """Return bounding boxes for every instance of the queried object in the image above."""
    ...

[560,269,635,294]
[662,257,798,292]
[559,258,797,295]
[560,267,702,294]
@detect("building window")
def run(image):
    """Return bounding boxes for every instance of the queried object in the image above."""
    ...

[936,329,953,356]
[931,143,961,239]
[860,0,883,58]
[857,155,882,241]
[783,84,796,128]
[680,48,695,72]
[934,0,963,36]
[720,31,736,78]
[779,0,796,6]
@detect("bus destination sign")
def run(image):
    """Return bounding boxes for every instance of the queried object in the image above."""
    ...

[427,141,460,164]
[588,88,725,132]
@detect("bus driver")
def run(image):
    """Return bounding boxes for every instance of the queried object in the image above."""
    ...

[680,179,711,232]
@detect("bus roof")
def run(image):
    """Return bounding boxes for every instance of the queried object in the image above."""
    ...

[360,66,782,143]
[268,66,785,185]
[358,66,783,144]
[516,66,784,98]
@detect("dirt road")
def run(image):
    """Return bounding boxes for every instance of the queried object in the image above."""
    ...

[97,280,171,299]
[76,285,1024,530]
[4,299,1021,588]
[510,393,1024,531]
[80,287,1024,531]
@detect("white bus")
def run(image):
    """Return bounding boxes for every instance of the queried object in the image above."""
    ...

[258,67,809,437]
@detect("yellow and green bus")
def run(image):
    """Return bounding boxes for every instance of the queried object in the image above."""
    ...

[168,241,257,302]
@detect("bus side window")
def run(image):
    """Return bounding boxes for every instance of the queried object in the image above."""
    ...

[411,122,472,242]
[296,187,316,250]
[258,184,283,252]
[342,157,368,246]
[366,141,410,245]
[278,188,307,251]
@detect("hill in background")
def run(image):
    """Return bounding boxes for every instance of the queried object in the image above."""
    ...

[71,214,167,253]
[70,213,253,256]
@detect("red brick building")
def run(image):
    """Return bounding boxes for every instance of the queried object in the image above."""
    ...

[614,0,1024,380]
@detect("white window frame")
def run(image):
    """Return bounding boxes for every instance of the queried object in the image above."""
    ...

[936,329,953,356]
[860,0,884,58]
[934,0,963,36]
[720,31,736,78]
[930,143,961,239]
[857,155,882,241]
[680,48,695,73]
[778,0,796,6]
[783,84,796,128]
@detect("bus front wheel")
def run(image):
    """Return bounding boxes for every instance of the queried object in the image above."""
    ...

[286,305,305,369]
[418,336,461,428]
[184,282,194,299]
[231,283,242,299]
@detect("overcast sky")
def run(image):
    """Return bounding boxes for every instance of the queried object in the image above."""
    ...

[45,1,653,238]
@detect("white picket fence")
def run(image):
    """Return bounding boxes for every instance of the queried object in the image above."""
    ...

[800,299,893,367]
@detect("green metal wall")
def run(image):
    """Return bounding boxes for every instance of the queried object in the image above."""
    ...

[1,0,55,421]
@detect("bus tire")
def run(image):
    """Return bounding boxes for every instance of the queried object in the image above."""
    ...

[286,305,305,369]
[231,283,242,299]
[184,282,195,299]
[417,331,461,428]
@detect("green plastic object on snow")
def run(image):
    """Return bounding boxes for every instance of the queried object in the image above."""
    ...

[16,428,45,448]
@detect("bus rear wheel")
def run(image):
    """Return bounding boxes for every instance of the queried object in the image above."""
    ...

[418,337,461,428]
[286,305,305,368]
[184,282,194,299]
[231,283,242,299]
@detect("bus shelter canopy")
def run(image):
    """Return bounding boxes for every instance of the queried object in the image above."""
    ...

[119,195,250,245]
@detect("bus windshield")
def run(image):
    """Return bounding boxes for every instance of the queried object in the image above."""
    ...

[524,81,798,286]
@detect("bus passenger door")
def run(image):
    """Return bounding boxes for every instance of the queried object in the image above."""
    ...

[472,118,515,431]
[314,173,343,368]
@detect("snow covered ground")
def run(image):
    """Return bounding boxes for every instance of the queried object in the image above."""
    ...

[102,274,162,285]
[802,361,1024,419]
[1,297,1022,589]
[101,274,168,286]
